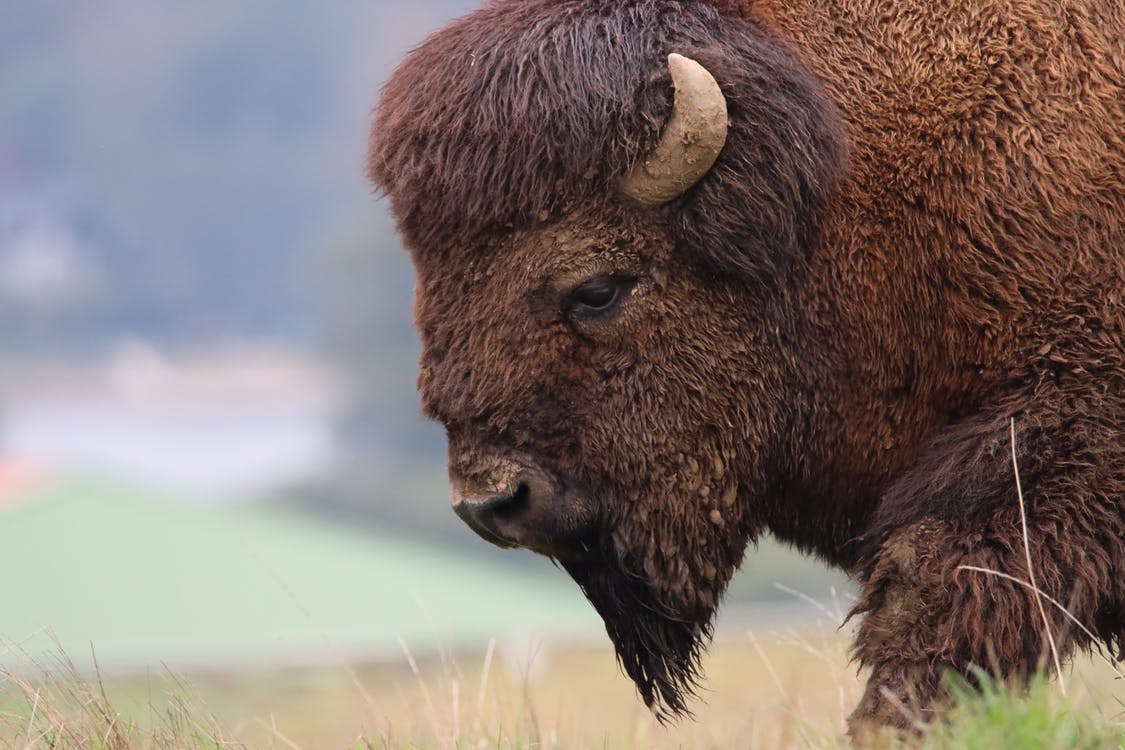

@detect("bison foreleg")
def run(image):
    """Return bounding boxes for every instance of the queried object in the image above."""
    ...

[845,396,1125,736]
[848,501,1120,738]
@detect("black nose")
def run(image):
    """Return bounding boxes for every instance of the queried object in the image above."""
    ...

[452,484,529,549]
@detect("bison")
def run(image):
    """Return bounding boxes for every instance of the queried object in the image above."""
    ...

[367,0,1125,734]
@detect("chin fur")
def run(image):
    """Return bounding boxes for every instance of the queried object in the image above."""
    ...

[560,542,718,719]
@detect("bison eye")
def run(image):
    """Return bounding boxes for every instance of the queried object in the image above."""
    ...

[565,275,635,319]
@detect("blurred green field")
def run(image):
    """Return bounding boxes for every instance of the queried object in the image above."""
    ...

[0,473,849,673]
[0,474,598,669]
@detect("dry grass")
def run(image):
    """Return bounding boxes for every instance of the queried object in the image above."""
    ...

[0,627,854,749]
[0,639,238,749]
[2,624,1121,749]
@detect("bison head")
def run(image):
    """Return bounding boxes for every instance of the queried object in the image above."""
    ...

[369,0,846,717]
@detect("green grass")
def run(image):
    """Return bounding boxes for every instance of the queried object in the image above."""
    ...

[917,673,1125,750]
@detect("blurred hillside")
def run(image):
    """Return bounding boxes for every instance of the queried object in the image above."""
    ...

[0,1,463,531]
[0,1,468,350]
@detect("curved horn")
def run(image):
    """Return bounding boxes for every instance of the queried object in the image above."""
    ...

[620,53,729,205]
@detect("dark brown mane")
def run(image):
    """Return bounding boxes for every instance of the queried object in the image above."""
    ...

[369,0,845,285]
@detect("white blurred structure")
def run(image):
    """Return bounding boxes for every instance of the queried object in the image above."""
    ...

[0,342,338,498]
[0,189,98,311]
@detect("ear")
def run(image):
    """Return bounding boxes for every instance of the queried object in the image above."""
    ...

[672,33,847,288]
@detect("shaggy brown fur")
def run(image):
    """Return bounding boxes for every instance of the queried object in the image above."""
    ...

[368,0,1125,734]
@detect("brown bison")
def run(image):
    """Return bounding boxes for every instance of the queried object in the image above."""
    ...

[368,0,1125,734]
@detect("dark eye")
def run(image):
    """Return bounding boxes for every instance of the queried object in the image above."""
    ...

[565,275,635,319]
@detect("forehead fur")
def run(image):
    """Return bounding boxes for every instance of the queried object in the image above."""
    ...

[370,0,844,282]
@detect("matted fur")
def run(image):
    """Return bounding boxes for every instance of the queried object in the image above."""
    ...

[369,0,1125,734]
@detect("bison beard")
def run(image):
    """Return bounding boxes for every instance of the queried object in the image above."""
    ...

[556,475,750,720]
[561,545,711,719]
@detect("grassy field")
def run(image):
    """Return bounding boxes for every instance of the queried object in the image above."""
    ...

[2,629,1122,749]
[2,474,1121,747]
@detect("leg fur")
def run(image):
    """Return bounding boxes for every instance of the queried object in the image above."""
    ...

[847,398,1124,735]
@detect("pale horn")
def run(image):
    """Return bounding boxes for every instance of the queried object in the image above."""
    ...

[620,53,729,205]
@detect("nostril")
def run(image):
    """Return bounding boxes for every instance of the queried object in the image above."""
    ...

[493,482,530,519]
[452,482,532,549]
[468,482,527,516]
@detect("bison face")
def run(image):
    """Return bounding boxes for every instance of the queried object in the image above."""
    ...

[370,0,847,719]
[414,202,786,715]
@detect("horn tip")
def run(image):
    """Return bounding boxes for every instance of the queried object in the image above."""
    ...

[667,52,694,72]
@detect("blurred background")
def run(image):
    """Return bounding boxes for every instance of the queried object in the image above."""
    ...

[0,1,848,680]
